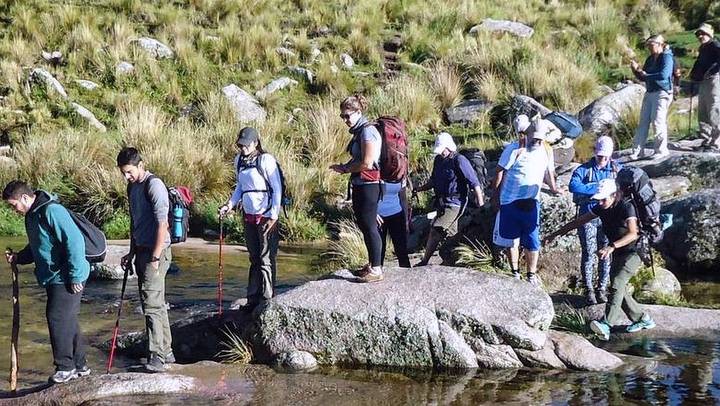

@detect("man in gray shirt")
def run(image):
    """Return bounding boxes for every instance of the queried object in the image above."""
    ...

[117,147,173,372]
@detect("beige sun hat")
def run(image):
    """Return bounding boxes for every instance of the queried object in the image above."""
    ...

[696,23,715,38]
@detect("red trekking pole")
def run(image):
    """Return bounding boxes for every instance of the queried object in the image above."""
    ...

[107,260,131,373]
[217,214,224,316]
[5,248,19,392]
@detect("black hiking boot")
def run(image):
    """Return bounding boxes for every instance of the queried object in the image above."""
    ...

[585,289,598,305]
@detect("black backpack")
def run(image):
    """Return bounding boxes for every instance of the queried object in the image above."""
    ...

[130,175,193,245]
[616,166,662,264]
[235,153,291,216]
[456,148,488,188]
[40,202,107,263]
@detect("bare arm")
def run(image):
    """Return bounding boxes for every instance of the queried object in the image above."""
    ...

[544,211,597,244]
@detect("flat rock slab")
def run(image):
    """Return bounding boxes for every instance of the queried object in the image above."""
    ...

[255,266,554,369]
[549,331,623,371]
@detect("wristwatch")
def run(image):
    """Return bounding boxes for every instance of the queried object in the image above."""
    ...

[609,243,616,249]
[150,256,161,263]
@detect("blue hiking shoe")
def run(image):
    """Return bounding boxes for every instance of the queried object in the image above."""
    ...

[590,320,611,341]
[626,315,656,333]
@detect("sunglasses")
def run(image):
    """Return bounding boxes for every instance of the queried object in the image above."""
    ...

[339,111,357,120]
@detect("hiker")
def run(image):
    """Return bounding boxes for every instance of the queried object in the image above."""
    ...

[2,180,91,383]
[218,127,281,307]
[690,23,720,152]
[377,179,411,268]
[330,94,385,282]
[544,179,656,340]
[117,147,173,372]
[630,34,674,159]
[414,132,484,267]
[568,136,622,305]
[493,116,558,286]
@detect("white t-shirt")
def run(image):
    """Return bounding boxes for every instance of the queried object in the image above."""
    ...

[229,153,283,219]
[377,181,403,217]
[498,140,554,205]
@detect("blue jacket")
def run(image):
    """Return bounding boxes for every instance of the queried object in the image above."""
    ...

[431,152,481,207]
[15,191,90,287]
[636,48,674,93]
[569,158,622,214]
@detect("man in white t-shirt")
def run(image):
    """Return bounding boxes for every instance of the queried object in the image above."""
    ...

[494,116,558,286]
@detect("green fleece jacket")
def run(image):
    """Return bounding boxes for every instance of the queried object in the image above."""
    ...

[15,191,90,287]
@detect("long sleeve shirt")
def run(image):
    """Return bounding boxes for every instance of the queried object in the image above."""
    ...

[690,39,720,81]
[230,153,283,219]
[569,158,622,214]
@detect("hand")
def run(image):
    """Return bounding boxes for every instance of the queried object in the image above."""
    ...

[376,215,384,228]
[630,60,639,71]
[5,252,16,265]
[218,203,233,218]
[263,218,278,237]
[70,283,83,294]
[120,252,133,272]
[329,164,346,174]
[598,245,615,260]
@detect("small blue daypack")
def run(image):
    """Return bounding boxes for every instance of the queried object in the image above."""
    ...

[544,111,583,139]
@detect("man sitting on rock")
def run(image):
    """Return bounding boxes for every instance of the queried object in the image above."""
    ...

[568,136,622,305]
[544,178,656,340]
[493,116,558,286]
[414,132,484,266]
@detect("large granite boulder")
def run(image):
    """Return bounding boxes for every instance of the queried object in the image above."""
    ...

[469,19,534,38]
[29,68,68,99]
[660,189,720,271]
[639,153,720,189]
[222,84,267,123]
[578,84,645,135]
[444,99,492,124]
[636,267,682,302]
[255,77,298,100]
[71,102,106,132]
[132,37,174,59]
[253,266,619,371]
[510,94,552,118]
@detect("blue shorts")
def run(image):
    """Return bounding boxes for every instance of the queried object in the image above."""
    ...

[498,199,541,251]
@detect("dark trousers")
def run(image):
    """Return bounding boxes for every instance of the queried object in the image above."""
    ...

[244,220,279,304]
[352,183,383,267]
[46,283,86,372]
[380,211,411,267]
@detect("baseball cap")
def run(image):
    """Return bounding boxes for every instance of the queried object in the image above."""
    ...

[433,132,457,154]
[513,114,531,133]
[236,127,259,146]
[530,118,554,140]
[594,136,614,157]
[591,178,618,200]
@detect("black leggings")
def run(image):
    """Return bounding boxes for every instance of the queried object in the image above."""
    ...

[380,211,410,267]
[352,183,383,267]
[46,284,86,371]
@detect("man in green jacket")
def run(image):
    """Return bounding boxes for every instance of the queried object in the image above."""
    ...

[3,180,91,383]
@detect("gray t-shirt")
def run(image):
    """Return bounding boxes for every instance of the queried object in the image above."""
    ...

[129,171,170,248]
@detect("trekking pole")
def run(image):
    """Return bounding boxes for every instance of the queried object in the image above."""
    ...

[689,83,694,138]
[5,248,19,392]
[217,214,224,316]
[106,260,131,373]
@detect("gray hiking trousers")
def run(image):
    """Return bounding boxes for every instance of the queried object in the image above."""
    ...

[698,74,720,147]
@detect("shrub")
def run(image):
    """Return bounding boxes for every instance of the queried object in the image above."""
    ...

[216,324,252,364]
[280,209,327,243]
[103,212,130,240]
[0,205,25,237]
[323,218,367,270]
[428,61,464,111]
[552,303,590,336]
[454,239,500,274]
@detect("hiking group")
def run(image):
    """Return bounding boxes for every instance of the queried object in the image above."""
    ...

[3,25,719,383]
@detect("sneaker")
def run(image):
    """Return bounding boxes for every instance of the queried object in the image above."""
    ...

[585,290,598,305]
[526,272,542,287]
[596,289,608,304]
[512,270,521,280]
[351,264,372,278]
[358,272,384,283]
[75,365,91,377]
[165,352,176,364]
[626,315,656,333]
[590,320,611,341]
[144,354,166,373]
[49,369,77,383]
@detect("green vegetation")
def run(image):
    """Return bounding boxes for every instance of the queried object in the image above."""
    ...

[0,0,706,249]
[0,205,25,237]
[454,239,501,274]
[102,211,130,239]
[216,324,253,364]
[552,302,590,336]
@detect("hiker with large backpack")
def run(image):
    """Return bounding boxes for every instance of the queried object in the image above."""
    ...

[414,132,485,267]
[493,116,559,286]
[330,94,386,282]
[568,136,622,305]
[2,180,92,383]
[544,178,657,341]
[218,127,282,306]
[117,147,175,373]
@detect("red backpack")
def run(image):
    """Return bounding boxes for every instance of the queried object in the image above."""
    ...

[374,116,408,182]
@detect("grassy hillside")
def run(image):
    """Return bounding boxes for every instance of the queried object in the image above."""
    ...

[0,0,701,241]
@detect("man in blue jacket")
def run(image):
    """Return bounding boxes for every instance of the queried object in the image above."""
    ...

[3,180,90,383]
[415,132,484,266]
[568,136,621,304]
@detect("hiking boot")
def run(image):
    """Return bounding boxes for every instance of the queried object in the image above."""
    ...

[626,315,656,333]
[512,270,521,280]
[526,272,542,287]
[165,352,176,364]
[590,320,611,341]
[596,289,608,304]
[75,365,91,377]
[585,290,598,305]
[49,369,77,383]
[144,354,166,373]
[358,272,384,283]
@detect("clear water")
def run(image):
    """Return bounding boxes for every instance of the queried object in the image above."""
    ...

[0,236,719,404]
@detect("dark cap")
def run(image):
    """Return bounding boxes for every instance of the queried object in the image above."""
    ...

[236,127,259,146]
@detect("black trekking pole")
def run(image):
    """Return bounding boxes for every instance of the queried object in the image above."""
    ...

[5,248,19,392]
[689,82,694,138]
[217,214,224,316]
[107,260,131,373]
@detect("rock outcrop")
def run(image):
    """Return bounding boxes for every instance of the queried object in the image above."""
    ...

[444,99,492,124]
[578,83,645,134]
[222,84,267,123]
[29,68,67,99]
[132,37,174,59]
[71,102,107,132]
[255,77,298,100]
[470,19,534,38]
[636,267,682,302]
